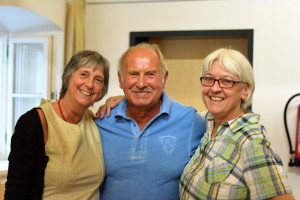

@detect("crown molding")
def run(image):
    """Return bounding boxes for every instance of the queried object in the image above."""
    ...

[86,0,204,4]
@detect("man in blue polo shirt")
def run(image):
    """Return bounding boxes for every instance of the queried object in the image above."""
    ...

[95,42,206,200]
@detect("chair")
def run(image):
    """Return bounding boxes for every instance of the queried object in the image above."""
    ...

[0,176,5,200]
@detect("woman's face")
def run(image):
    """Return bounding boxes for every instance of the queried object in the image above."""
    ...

[202,60,249,123]
[66,65,104,109]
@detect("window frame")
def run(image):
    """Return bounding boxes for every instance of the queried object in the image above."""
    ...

[1,36,49,158]
[0,32,8,160]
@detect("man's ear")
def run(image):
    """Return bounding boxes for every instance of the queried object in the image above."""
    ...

[162,71,169,89]
[118,72,124,89]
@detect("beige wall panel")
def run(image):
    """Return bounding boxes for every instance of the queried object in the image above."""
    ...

[150,36,248,111]
[164,59,206,111]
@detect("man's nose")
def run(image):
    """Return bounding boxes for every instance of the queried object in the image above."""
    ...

[136,75,147,88]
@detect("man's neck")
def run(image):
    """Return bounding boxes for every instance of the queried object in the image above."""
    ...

[126,100,161,131]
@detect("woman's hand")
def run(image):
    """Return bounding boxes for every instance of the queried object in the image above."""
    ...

[95,95,124,118]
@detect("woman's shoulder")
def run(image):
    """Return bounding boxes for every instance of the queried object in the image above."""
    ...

[16,108,40,125]
[13,108,43,141]
[198,110,209,118]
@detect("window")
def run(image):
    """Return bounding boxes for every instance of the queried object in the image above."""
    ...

[0,36,49,159]
[0,33,8,160]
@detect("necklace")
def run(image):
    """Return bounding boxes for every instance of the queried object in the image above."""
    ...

[58,98,67,122]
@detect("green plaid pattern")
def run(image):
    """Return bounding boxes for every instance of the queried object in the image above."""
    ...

[179,112,292,200]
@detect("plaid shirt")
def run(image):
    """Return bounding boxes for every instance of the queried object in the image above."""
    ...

[180,111,292,200]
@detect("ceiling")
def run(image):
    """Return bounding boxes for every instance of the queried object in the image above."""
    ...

[0,6,61,33]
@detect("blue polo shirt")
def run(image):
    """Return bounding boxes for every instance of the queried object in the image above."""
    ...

[95,91,206,200]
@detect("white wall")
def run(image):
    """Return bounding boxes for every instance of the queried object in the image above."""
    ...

[0,0,66,30]
[0,0,66,99]
[86,0,300,198]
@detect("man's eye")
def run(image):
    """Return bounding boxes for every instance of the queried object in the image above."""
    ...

[129,73,137,76]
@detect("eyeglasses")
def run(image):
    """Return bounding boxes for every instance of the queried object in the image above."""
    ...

[200,77,246,88]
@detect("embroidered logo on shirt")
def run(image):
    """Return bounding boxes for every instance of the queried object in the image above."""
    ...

[160,136,176,153]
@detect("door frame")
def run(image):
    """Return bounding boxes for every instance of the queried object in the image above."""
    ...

[130,29,254,65]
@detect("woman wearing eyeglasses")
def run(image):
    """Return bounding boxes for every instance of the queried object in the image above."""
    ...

[179,48,294,200]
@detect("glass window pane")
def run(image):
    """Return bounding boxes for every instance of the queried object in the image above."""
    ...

[13,97,41,126]
[14,43,44,94]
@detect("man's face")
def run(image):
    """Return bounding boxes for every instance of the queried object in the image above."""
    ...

[118,47,168,111]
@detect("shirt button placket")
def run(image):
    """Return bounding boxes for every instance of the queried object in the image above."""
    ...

[131,122,145,159]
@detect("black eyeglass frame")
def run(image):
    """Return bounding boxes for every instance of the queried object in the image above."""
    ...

[200,77,247,88]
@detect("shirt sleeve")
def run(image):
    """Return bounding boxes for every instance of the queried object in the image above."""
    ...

[189,111,206,157]
[242,132,292,199]
[5,109,45,199]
